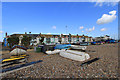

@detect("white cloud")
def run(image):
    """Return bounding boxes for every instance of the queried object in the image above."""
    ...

[109,10,116,15]
[52,26,56,29]
[92,26,95,30]
[90,0,119,6]
[82,31,84,32]
[86,26,95,32]
[100,28,107,31]
[96,10,116,25]
[0,31,3,33]
[79,26,84,29]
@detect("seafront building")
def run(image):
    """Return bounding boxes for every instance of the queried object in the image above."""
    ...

[3,32,93,46]
[93,35,110,41]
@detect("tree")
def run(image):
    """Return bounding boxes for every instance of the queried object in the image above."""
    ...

[58,37,62,44]
[7,36,19,48]
[101,39,105,42]
[39,37,44,45]
[21,35,32,47]
[68,33,71,44]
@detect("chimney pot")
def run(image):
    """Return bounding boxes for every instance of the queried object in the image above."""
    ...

[6,32,7,37]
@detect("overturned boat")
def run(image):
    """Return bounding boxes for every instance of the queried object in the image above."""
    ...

[80,42,89,46]
[46,49,61,54]
[10,45,27,56]
[54,44,71,50]
[60,50,90,61]
[71,45,87,50]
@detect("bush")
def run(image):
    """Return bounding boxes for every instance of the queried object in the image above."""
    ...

[7,36,19,48]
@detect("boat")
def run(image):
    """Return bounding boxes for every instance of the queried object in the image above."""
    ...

[80,42,89,46]
[91,42,96,45]
[46,49,61,54]
[60,50,90,61]
[1,57,26,67]
[71,45,87,50]
[54,44,71,50]
[2,60,43,73]
[10,45,27,55]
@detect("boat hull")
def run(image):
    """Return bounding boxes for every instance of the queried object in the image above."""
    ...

[54,44,71,50]
[10,45,27,55]
[1,57,26,67]
[80,42,89,46]
[10,48,27,55]
[71,45,87,50]
[60,50,90,61]
[46,50,61,54]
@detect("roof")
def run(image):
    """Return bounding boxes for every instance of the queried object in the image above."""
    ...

[9,33,92,39]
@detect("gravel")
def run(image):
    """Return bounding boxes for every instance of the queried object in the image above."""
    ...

[1,43,118,78]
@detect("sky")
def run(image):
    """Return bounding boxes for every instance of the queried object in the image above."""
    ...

[0,2,118,41]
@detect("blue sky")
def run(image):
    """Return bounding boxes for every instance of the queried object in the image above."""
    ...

[1,2,118,41]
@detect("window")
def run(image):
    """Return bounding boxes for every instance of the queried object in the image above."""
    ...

[46,38,51,43]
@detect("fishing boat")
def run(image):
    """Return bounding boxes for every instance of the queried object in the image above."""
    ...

[60,50,90,61]
[54,44,71,50]
[71,45,87,50]
[46,49,61,54]
[10,45,27,56]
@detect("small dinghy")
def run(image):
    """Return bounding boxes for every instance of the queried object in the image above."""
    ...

[60,50,90,61]
[71,45,87,50]
[46,49,61,54]
[10,45,27,55]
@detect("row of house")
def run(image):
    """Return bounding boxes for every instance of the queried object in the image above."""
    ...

[33,34,93,45]
[3,32,93,46]
[93,35,111,41]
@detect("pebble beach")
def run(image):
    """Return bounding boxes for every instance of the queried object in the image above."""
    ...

[1,43,118,78]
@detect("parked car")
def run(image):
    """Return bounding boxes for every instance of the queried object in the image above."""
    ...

[105,39,116,43]
[101,41,105,44]
[91,42,96,45]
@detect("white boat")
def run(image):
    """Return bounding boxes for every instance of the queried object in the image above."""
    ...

[46,49,61,54]
[10,45,27,55]
[71,45,87,50]
[60,50,90,61]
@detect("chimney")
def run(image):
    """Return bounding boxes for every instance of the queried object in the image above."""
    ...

[61,34,63,37]
[25,32,27,34]
[6,32,7,37]
[40,33,41,37]
[77,34,78,36]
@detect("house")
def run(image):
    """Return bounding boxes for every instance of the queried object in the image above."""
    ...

[4,32,93,46]
[103,35,110,40]
[94,35,111,41]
